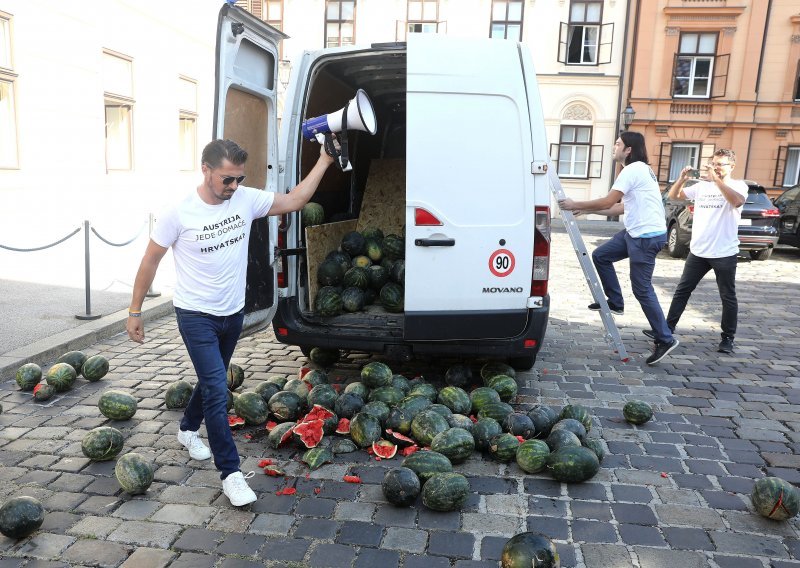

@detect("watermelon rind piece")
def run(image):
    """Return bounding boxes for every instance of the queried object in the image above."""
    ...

[302,446,334,470]
[372,439,398,459]
[267,422,296,449]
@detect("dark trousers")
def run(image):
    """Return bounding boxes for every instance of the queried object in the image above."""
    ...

[175,307,244,478]
[592,230,674,344]
[666,252,738,339]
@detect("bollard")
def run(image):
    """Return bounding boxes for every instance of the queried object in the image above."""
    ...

[145,212,161,298]
[76,220,101,320]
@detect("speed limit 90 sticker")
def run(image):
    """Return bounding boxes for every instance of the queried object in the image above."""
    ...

[489,249,515,277]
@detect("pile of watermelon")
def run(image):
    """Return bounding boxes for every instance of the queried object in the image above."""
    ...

[15,350,110,402]
[314,228,405,316]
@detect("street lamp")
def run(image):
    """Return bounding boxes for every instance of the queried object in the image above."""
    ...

[621,104,636,131]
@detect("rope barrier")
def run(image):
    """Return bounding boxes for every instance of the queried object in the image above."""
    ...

[90,221,147,247]
[0,226,82,252]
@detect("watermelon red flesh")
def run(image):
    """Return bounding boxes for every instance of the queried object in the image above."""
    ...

[335,418,351,434]
[293,419,324,448]
[299,404,336,424]
[372,440,398,459]
[385,429,416,447]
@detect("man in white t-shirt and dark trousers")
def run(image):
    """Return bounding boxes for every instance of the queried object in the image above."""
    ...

[126,139,335,506]
[648,149,747,354]
[559,131,679,366]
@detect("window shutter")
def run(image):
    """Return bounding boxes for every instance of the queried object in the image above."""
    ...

[774,145,787,187]
[670,54,679,97]
[589,144,603,178]
[550,143,560,162]
[598,23,614,65]
[251,1,263,20]
[711,53,729,98]
[557,22,568,64]
[658,142,672,183]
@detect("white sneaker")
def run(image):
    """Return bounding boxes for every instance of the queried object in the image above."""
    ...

[223,471,257,506]
[177,428,212,461]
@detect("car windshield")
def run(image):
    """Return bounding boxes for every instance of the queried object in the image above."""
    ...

[745,192,772,207]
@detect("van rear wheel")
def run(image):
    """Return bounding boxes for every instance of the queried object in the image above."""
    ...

[508,355,535,371]
[750,248,772,261]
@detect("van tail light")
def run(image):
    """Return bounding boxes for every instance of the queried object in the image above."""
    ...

[761,208,780,218]
[414,207,443,226]
[687,205,694,215]
[276,214,288,288]
[531,206,550,297]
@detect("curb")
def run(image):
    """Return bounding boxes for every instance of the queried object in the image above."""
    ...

[0,295,175,381]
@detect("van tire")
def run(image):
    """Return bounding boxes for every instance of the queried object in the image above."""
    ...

[750,248,772,261]
[508,355,535,371]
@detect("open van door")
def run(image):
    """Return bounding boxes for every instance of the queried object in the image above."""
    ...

[404,35,537,341]
[215,4,286,332]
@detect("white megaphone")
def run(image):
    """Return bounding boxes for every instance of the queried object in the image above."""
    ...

[301,89,377,171]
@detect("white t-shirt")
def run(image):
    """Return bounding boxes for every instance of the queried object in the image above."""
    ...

[152,186,275,316]
[683,179,748,258]
[613,161,667,238]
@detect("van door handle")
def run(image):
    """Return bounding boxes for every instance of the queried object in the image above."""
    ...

[415,238,455,247]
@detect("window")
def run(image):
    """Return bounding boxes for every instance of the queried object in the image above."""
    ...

[407,0,438,34]
[783,147,800,187]
[103,50,134,171]
[794,61,800,102]
[557,126,591,177]
[673,32,716,98]
[263,0,284,58]
[325,1,355,48]
[490,0,523,41]
[178,77,198,171]
[0,13,17,168]
[557,1,612,66]
[668,143,701,182]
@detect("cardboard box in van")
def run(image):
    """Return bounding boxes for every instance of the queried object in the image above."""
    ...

[216,4,551,370]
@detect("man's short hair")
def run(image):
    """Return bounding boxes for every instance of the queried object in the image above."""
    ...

[713,148,736,163]
[202,139,248,168]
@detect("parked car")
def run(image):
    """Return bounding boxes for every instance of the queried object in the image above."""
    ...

[773,184,800,249]
[662,180,780,260]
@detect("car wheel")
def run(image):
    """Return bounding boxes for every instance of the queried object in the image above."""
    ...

[667,225,688,258]
[508,355,535,371]
[750,248,773,261]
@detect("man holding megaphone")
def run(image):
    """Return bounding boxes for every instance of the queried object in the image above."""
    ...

[125,138,336,507]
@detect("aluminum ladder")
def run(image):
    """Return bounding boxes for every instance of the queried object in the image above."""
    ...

[547,165,630,362]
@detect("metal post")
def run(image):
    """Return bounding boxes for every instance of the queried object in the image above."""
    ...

[76,220,101,320]
[145,212,161,298]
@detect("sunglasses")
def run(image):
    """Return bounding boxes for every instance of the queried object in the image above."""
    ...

[204,164,245,186]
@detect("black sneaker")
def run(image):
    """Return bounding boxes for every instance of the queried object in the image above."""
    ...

[588,302,624,316]
[643,329,674,340]
[718,337,734,353]
[646,338,680,365]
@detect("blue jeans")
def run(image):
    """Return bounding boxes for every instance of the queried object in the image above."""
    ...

[666,252,738,339]
[592,230,673,344]
[175,306,244,478]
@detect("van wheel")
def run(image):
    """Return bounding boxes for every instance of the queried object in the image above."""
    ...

[667,225,688,258]
[750,248,772,261]
[508,355,535,371]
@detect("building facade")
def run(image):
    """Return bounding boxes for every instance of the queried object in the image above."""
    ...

[621,0,800,196]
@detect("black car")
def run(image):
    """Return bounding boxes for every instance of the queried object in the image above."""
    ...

[773,184,800,249]
[662,180,780,260]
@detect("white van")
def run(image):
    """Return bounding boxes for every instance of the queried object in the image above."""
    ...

[216,4,551,370]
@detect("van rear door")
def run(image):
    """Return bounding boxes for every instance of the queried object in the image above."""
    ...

[215,4,286,331]
[404,36,536,340]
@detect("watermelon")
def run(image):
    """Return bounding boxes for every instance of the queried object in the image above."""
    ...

[411,409,450,446]
[447,413,475,433]
[332,438,358,454]
[546,429,582,452]
[407,383,438,402]
[56,350,87,374]
[15,363,42,391]
[503,413,535,439]
[382,467,420,506]
[81,355,109,381]
[386,429,416,448]
[477,402,514,422]
[516,440,550,473]
[315,286,343,316]
[255,381,282,404]
[397,394,434,417]
[334,392,365,419]
[307,384,338,410]
[268,391,303,422]
[326,250,351,273]
[349,412,382,448]
[317,258,346,287]
[0,496,45,539]
[551,418,587,442]
[437,386,471,415]
[489,433,521,463]
[234,391,269,425]
[430,428,475,464]
[361,362,393,389]
[386,407,413,434]
[427,403,453,418]
[391,374,411,393]
[481,361,516,382]
[341,231,366,256]
[301,369,328,387]
[81,426,124,461]
[380,282,404,313]
[165,380,193,409]
[547,445,600,483]
[470,387,502,414]
[225,363,246,391]
[369,386,404,407]
[299,405,338,434]
[487,374,518,402]
[444,365,473,389]
[302,202,325,227]
[227,390,235,412]
[341,287,365,312]
[368,265,390,290]
[382,234,404,260]
[45,362,77,392]
[352,255,373,269]
[422,472,470,512]
[751,477,800,521]
[267,422,296,449]
[115,452,154,494]
[362,401,391,426]
[560,404,593,432]
[267,375,288,388]
[293,419,325,449]
[390,259,405,284]
[527,406,559,438]
[501,532,560,568]
[98,390,137,421]
[309,347,340,368]
[283,378,311,404]
[33,383,55,402]
[623,400,654,425]
[365,239,383,262]
[302,446,333,470]
[474,417,503,451]
[372,439,398,459]
[344,382,369,399]
[362,227,384,242]
[582,438,606,463]
[402,450,453,484]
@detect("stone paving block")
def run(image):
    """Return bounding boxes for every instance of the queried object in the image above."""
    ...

[462,512,521,535]
[571,501,613,521]
[571,520,618,543]
[336,520,384,547]
[618,523,666,546]
[292,517,339,540]
[61,538,131,567]
[480,535,508,561]
[38,511,81,535]
[417,507,461,530]
[306,542,358,568]
[172,528,225,553]
[611,484,653,503]
[354,546,401,568]
[215,533,264,556]
[217,557,262,568]
[295,496,337,518]
[335,500,377,522]
[526,515,570,539]
[158,484,220,506]
[581,544,636,567]
[118,547,174,568]
[107,520,182,548]
[15,533,76,559]
[403,554,450,568]
[67,515,122,538]
[258,537,311,562]
[633,546,708,568]
[428,530,475,559]
[76,495,120,515]
[381,527,428,553]
[712,555,766,568]
[710,531,788,558]
[206,508,255,533]
[112,499,162,520]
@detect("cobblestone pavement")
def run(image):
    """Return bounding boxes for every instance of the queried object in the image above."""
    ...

[1,227,799,568]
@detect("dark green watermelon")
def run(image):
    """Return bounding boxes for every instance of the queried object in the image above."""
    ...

[341,287,365,312]
[470,387,502,414]
[349,412,382,448]
[474,417,503,451]
[368,386,404,407]
[382,234,404,260]
[527,406,559,438]
[226,363,245,391]
[480,361,516,382]
[309,347,340,367]
[623,400,653,425]
[344,381,369,399]
[15,363,42,391]
[0,496,45,539]
[382,467,420,506]
[503,413,535,439]
[422,472,470,512]
[302,202,325,227]
[489,433,520,463]
[362,227,384,242]
[317,258,345,287]
[545,429,582,452]
[582,438,606,463]
[361,362,393,389]
[365,239,383,262]
[368,265,390,290]
[447,413,475,433]
[315,286,343,316]
[751,477,800,520]
[380,282,404,313]
[341,231,366,256]
[268,391,303,422]
[516,439,550,473]
[390,259,405,284]
[254,381,282,403]
[56,350,87,374]
[402,450,453,484]
[501,532,560,568]
[487,374,518,402]
[334,392,365,419]
[45,362,77,392]
[81,426,124,461]
[342,267,370,290]
[444,364,473,389]
[430,427,475,464]
[81,355,109,381]
[98,390,137,420]
[411,409,450,446]
[165,380,194,409]
[362,401,391,426]
[307,384,338,410]
[551,418,587,442]
[326,250,351,273]
[115,452,154,494]
[235,391,270,425]
[477,402,514,423]
[407,383,438,402]
[547,446,600,483]
[437,386,471,415]
[560,404,593,432]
